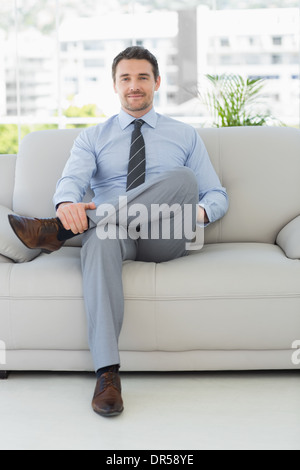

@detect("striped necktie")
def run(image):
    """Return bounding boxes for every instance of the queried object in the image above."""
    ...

[126,119,146,191]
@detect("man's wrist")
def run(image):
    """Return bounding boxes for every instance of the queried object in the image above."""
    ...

[56,201,73,211]
[198,205,209,224]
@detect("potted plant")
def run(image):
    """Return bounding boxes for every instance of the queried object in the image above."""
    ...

[199,74,282,127]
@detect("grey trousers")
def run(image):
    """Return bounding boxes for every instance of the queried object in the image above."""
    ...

[81,168,199,372]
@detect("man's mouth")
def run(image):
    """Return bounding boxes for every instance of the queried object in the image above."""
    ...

[127,94,145,98]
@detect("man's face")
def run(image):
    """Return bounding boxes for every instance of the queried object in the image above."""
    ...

[114,59,161,117]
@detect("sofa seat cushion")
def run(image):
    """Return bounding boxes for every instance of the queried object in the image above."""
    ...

[154,243,300,352]
[0,258,14,350]
[0,254,14,264]
[6,244,300,353]
[9,247,88,351]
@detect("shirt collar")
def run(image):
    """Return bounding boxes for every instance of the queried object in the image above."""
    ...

[118,107,158,130]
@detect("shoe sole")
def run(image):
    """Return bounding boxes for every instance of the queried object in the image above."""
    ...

[93,407,124,418]
[41,249,53,255]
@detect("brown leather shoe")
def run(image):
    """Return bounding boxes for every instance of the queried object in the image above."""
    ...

[8,215,65,254]
[92,372,124,418]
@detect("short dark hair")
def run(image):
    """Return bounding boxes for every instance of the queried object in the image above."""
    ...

[112,46,160,82]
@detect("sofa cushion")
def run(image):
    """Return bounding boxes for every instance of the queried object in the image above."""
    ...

[8,244,300,353]
[0,205,41,263]
[200,127,300,245]
[0,260,14,350]
[8,247,157,352]
[9,247,88,350]
[0,254,14,264]
[12,129,92,248]
[0,154,16,208]
[13,129,81,218]
[276,216,300,259]
[154,243,300,352]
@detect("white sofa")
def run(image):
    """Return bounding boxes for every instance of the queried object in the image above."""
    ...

[1,126,300,376]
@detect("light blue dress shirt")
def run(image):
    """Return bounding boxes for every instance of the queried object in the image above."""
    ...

[53,108,229,224]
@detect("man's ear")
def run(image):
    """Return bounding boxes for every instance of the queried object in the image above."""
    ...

[113,80,118,94]
[155,76,161,92]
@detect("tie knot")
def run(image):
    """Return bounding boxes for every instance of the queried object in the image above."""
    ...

[134,119,144,130]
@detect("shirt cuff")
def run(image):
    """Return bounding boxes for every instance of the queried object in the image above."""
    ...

[199,203,211,227]
[55,200,76,211]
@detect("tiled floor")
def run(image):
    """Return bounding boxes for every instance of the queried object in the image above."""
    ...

[0,371,299,450]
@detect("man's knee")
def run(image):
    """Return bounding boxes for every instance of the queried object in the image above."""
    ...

[164,167,198,194]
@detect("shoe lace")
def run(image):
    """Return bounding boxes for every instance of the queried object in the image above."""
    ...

[100,372,120,391]
[39,218,60,234]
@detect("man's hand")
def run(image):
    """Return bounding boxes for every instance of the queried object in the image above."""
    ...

[56,202,96,234]
[198,206,209,225]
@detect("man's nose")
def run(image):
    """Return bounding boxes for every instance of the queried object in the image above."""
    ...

[130,81,140,91]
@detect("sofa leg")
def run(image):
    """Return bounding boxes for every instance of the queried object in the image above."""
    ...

[0,371,9,380]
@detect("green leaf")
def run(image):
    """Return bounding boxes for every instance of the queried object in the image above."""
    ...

[198,74,283,127]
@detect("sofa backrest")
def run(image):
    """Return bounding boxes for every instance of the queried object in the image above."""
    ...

[0,154,17,209]
[13,129,82,218]
[201,127,300,244]
[12,126,300,245]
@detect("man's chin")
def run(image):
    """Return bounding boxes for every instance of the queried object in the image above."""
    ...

[124,102,151,113]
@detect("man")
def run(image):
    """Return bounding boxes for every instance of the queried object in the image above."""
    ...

[9,46,229,418]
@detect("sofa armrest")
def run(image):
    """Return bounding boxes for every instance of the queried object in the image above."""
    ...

[0,205,41,263]
[0,154,17,209]
[276,216,300,260]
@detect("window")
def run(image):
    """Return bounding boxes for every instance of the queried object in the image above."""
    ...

[84,59,105,68]
[273,36,283,46]
[272,54,283,64]
[220,37,230,47]
[83,41,104,51]
[1,0,300,155]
